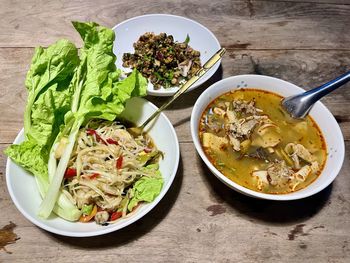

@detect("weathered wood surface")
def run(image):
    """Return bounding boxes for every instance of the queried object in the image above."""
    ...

[0,0,350,262]
[1,0,350,49]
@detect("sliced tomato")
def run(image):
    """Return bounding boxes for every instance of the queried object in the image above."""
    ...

[79,205,97,223]
[110,211,123,221]
[64,168,77,178]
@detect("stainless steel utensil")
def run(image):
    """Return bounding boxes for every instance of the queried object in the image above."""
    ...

[282,71,350,119]
[129,48,226,135]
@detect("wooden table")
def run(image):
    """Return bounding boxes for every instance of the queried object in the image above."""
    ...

[1,0,350,262]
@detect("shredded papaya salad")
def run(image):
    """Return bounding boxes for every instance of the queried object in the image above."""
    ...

[62,121,163,224]
[5,21,164,225]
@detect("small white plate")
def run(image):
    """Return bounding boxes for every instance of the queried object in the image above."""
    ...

[6,98,180,237]
[113,14,221,96]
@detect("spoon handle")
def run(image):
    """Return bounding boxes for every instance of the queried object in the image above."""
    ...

[304,70,350,101]
[140,48,226,129]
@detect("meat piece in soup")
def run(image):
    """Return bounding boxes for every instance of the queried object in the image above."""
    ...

[199,89,327,194]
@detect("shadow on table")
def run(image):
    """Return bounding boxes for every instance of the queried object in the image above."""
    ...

[146,65,224,110]
[198,157,332,225]
[48,156,184,248]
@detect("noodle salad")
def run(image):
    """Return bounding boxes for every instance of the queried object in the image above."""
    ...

[61,121,163,225]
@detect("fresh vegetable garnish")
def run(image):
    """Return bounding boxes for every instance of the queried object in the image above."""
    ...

[89,173,99,180]
[64,168,77,179]
[110,211,122,221]
[106,138,118,145]
[86,129,96,136]
[128,171,163,211]
[116,156,123,169]
[81,204,93,215]
[79,205,97,222]
[184,34,190,44]
[86,129,106,144]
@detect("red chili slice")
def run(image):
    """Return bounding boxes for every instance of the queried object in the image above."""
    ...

[86,129,96,136]
[95,134,106,144]
[116,155,123,169]
[86,129,107,145]
[64,168,77,178]
[89,173,99,180]
[106,138,118,145]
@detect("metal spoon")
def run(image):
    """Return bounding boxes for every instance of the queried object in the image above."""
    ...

[281,71,350,119]
[128,48,226,136]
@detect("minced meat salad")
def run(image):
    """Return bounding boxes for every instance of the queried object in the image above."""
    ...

[122,32,201,89]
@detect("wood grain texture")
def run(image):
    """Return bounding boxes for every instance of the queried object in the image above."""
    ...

[0,0,349,49]
[1,142,350,262]
[267,0,350,4]
[0,0,350,261]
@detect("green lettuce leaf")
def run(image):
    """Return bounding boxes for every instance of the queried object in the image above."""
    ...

[5,141,49,181]
[71,21,146,122]
[24,39,79,141]
[29,79,73,147]
[5,141,81,221]
[6,38,81,221]
[128,172,163,211]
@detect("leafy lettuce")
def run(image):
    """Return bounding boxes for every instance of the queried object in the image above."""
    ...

[128,165,163,211]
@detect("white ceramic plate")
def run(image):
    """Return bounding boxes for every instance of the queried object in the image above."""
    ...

[113,14,221,96]
[191,75,345,200]
[6,97,180,237]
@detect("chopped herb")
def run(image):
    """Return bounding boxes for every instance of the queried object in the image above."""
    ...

[184,34,190,44]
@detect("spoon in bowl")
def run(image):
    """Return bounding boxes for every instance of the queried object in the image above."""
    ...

[282,71,350,119]
[128,48,226,136]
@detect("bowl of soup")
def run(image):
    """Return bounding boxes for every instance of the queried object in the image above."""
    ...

[190,75,345,200]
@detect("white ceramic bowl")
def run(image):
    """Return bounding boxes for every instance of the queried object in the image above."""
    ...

[113,14,221,96]
[6,97,180,237]
[191,75,345,200]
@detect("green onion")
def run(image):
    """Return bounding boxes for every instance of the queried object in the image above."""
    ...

[82,204,93,215]
[184,34,190,44]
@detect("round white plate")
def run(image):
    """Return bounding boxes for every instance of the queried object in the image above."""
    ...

[113,14,221,96]
[6,97,180,237]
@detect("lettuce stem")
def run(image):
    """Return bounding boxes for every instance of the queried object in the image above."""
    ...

[38,118,82,218]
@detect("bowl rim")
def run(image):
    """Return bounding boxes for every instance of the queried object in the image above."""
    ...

[112,13,222,97]
[6,98,180,237]
[190,74,345,200]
